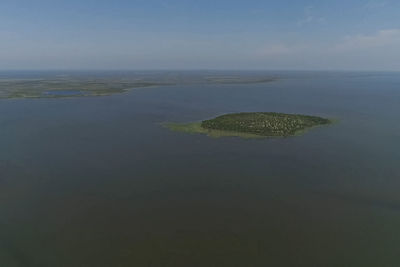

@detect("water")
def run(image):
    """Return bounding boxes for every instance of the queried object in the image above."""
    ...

[0,71,399,266]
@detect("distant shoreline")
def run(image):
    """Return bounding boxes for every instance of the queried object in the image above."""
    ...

[0,73,277,99]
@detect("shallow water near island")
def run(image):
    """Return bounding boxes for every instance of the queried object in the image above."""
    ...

[1,71,400,266]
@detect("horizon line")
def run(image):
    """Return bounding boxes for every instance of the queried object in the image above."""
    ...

[0,68,399,73]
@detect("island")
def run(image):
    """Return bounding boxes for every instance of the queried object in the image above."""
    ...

[0,72,278,99]
[0,78,169,99]
[165,112,332,138]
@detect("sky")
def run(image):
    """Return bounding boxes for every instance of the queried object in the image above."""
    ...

[0,0,399,71]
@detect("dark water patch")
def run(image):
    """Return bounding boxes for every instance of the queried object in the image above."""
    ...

[0,71,400,266]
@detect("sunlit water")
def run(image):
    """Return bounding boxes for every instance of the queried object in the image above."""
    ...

[0,71,399,266]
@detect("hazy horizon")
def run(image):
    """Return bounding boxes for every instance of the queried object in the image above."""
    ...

[1,69,400,73]
[1,0,400,71]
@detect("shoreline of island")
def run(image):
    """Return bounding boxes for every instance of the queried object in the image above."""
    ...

[164,112,334,139]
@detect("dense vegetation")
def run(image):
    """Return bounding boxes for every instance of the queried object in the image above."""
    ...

[201,112,331,137]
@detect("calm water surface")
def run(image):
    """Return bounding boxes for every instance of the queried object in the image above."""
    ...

[0,71,400,266]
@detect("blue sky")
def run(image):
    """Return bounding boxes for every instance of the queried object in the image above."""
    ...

[1,0,399,70]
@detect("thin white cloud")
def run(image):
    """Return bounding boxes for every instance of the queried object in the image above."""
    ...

[365,0,387,10]
[336,29,400,51]
[297,6,326,26]
[249,28,400,71]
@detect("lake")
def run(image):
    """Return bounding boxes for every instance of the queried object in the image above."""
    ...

[0,71,399,266]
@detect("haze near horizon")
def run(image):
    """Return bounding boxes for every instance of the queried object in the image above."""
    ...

[1,0,400,71]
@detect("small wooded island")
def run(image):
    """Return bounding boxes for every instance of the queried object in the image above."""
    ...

[166,112,332,138]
